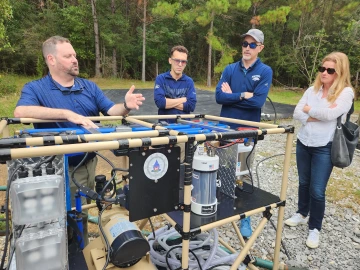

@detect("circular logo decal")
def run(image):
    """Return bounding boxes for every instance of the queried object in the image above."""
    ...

[143,152,168,180]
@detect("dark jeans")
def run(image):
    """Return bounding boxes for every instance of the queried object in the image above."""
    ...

[296,140,333,231]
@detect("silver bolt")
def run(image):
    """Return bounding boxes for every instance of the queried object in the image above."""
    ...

[174,206,178,210]
[168,149,171,153]
[153,208,157,212]
[177,169,179,172]
[142,152,146,156]
[154,179,158,183]
[130,176,133,179]
[233,207,236,210]
[130,163,133,166]
[177,157,180,160]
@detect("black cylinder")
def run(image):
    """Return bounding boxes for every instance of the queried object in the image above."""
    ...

[110,230,150,268]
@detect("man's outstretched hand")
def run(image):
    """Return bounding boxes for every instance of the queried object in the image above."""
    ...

[124,85,145,110]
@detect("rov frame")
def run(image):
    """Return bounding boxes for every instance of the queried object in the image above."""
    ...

[0,114,294,270]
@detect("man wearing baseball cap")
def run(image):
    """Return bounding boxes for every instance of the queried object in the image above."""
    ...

[215,28,273,238]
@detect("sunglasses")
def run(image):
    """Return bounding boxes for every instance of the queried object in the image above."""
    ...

[171,58,188,65]
[318,66,336,75]
[60,88,83,95]
[242,41,261,49]
[51,76,84,95]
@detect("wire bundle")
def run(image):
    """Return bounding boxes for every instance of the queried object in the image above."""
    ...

[148,226,244,270]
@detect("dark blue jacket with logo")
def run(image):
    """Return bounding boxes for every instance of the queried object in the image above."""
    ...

[215,58,272,129]
[154,71,197,123]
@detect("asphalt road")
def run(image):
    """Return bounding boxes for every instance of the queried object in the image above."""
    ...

[103,89,295,120]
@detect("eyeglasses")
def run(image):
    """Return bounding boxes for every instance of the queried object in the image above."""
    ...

[318,66,336,75]
[242,41,261,49]
[171,58,188,65]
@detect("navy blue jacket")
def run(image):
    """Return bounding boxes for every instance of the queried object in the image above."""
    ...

[154,71,197,123]
[215,58,272,129]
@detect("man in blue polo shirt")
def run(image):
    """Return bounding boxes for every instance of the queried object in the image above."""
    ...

[14,36,145,245]
[215,29,273,238]
[154,45,196,123]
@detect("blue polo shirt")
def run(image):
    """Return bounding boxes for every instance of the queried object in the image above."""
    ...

[154,71,197,123]
[16,74,115,129]
[215,58,273,129]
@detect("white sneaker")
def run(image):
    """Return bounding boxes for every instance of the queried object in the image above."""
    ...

[284,213,308,227]
[306,229,320,248]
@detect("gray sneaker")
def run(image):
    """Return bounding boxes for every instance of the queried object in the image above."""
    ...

[284,213,309,227]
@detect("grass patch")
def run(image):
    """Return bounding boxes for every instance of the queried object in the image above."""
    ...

[326,178,360,210]
[355,189,360,199]
[268,87,304,105]
[0,213,5,231]
[90,78,155,89]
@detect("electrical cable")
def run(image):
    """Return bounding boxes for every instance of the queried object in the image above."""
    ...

[0,165,26,270]
[149,227,237,269]
[5,225,25,270]
[165,246,203,270]
[70,152,89,190]
[98,202,114,270]
[70,152,103,202]
[34,155,56,170]
[95,152,128,202]
[266,96,278,124]
[148,217,156,241]
[205,139,243,149]
[254,152,296,260]
[96,151,116,199]
[237,139,257,194]
[255,153,287,189]
[207,264,232,270]
[95,152,114,169]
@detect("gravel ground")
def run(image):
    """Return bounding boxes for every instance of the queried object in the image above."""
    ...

[1,118,360,270]
[217,118,360,270]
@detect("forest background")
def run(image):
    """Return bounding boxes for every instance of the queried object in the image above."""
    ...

[0,0,359,97]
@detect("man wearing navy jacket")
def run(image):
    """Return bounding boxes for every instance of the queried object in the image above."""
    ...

[215,29,273,237]
[154,45,197,123]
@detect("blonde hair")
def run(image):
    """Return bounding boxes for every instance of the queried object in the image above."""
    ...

[313,52,354,103]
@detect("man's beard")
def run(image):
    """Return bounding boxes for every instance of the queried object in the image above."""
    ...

[242,54,252,61]
[67,66,79,76]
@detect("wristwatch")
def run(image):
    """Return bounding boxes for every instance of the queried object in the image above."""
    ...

[240,92,245,100]
[123,101,131,111]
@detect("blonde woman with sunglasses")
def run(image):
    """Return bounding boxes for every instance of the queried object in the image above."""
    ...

[285,52,355,248]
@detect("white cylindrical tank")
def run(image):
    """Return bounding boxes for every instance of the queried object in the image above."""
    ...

[191,154,219,215]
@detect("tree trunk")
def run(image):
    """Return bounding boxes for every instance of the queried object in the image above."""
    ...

[141,0,146,82]
[252,4,257,28]
[206,12,214,87]
[91,0,102,77]
[111,0,117,77]
[156,61,158,77]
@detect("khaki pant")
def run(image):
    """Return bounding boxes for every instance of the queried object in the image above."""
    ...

[68,157,98,208]
[68,157,97,247]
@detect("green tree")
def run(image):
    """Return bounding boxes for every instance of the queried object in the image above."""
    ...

[0,0,12,49]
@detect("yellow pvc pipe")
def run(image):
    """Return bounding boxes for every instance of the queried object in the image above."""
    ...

[230,216,269,270]
[273,132,294,270]
[15,114,199,124]
[0,119,8,135]
[204,115,279,128]
[8,134,219,160]
[9,130,166,147]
